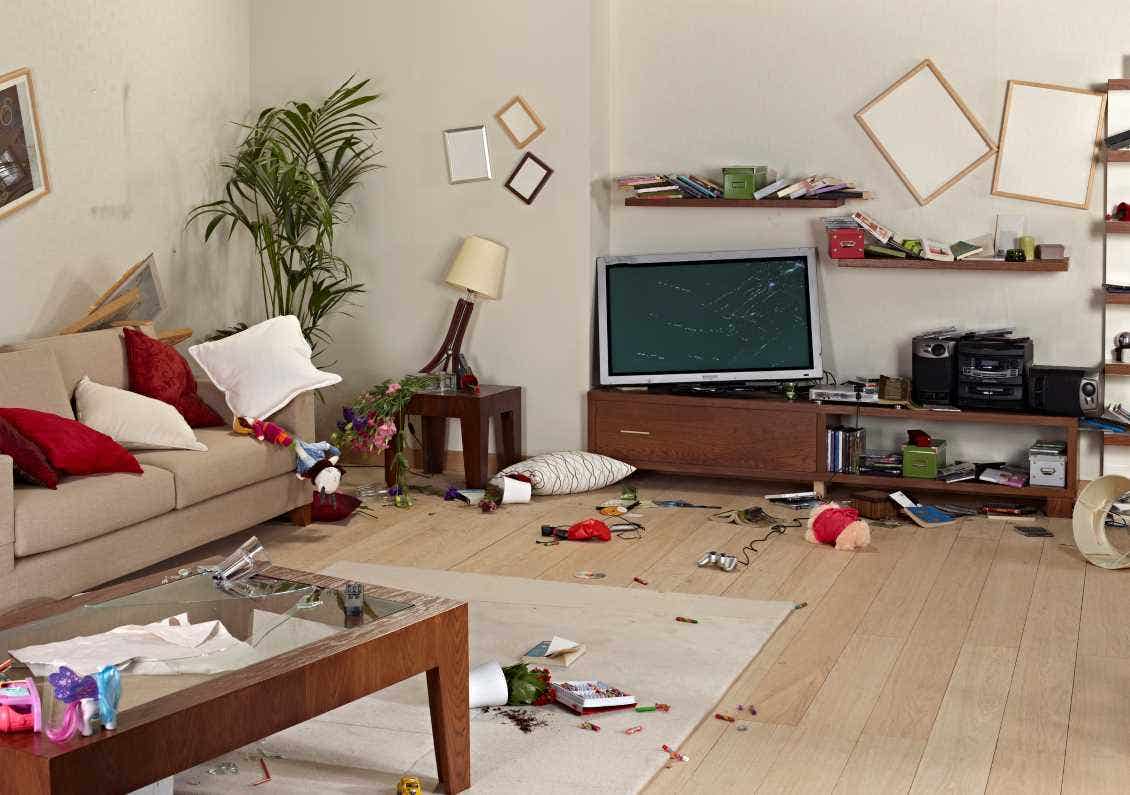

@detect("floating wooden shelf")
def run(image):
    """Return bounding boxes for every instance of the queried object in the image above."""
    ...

[624,197,845,209]
[1103,434,1130,446]
[816,402,1078,428]
[1105,292,1130,304]
[1106,220,1130,234]
[1109,79,1130,91]
[1106,150,1130,162]
[823,472,1068,499]
[834,257,1069,272]
[1105,363,1130,376]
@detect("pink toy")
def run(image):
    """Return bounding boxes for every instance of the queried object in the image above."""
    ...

[806,503,871,551]
[0,678,43,733]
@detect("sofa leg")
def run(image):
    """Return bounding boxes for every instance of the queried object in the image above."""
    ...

[289,503,312,527]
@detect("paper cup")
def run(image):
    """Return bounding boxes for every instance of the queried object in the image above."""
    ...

[500,476,532,504]
[469,661,509,709]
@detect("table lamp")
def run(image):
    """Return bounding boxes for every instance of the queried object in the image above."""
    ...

[421,235,508,374]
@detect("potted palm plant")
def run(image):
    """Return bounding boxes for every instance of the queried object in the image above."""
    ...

[189,77,380,358]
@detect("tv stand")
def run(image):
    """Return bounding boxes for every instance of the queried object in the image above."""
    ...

[587,388,1078,517]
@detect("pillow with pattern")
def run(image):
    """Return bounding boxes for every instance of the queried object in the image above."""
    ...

[494,451,635,495]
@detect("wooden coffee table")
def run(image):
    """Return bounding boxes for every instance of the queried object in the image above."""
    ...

[0,564,470,794]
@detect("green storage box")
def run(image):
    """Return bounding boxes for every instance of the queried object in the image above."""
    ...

[902,440,947,479]
[723,166,767,199]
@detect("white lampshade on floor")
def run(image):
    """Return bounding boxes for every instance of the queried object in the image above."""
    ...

[445,235,508,299]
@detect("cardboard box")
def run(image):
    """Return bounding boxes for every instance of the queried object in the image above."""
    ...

[902,441,947,479]
[828,228,866,259]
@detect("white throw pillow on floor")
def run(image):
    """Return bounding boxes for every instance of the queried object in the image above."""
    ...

[494,451,635,495]
[75,376,207,451]
[188,315,341,420]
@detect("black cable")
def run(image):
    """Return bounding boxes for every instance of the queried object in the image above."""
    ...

[735,520,803,566]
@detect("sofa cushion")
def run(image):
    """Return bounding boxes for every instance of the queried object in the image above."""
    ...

[0,348,74,419]
[133,428,295,509]
[13,465,175,557]
[122,327,225,428]
[3,326,158,396]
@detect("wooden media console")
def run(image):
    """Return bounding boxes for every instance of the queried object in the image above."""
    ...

[587,388,1079,517]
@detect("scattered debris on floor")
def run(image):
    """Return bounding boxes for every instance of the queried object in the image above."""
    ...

[207,762,239,776]
[482,706,548,734]
[251,758,271,786]
[579,721,601,732]
[574,571,606,579]
[794,601,808,610]
[737,723,749,731]
[633,576,649,586]
[675,616,698,624]
[662,744,689,763]
[714,712,735,722]
[625,725,643,735]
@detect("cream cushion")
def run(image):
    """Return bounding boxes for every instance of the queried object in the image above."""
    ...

[14,466,175,557]
[134,428,296,509]
[494,451,636,495]
[74,376,207,451]
[188,316,341,420]
[0,348,74,419]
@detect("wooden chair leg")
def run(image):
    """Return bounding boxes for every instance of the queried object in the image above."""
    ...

[289,503,312,527]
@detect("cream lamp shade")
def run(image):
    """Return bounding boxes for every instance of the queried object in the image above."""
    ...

[1073,474,1130,569]
[445,235,507,299]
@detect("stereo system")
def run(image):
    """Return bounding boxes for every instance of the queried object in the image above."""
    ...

[911,333,1102,417]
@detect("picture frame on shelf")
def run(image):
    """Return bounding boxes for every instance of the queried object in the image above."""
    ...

[991,80,1106,209]
[0,67,50,220]
[443,125,492,184]
[855,59,996,206]
[494,95,545,149]
[504,152,553,205]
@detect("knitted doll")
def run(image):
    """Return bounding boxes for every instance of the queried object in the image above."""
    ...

[234,417,344,495]
[806,503,871,551]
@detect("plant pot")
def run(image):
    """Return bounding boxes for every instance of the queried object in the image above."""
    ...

[468,661,508,709]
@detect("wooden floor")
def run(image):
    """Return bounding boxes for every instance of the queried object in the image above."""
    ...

[161,468,1127,794]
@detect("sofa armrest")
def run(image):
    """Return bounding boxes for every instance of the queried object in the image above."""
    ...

[0,455,13,575]
[193,380,316,440]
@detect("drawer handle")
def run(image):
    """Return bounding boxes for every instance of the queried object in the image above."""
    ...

[619,429,651,436]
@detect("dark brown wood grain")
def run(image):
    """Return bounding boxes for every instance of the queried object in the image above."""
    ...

[835,258,1069,272]
[0,565,470,795]
[624,196,845,208]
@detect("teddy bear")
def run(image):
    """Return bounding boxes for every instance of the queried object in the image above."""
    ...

[805,502,871,551]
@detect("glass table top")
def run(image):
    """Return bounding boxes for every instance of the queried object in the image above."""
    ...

[0,571,412,717]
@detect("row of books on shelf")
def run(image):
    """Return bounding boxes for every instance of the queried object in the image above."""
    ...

[616,173,870,201]
[827,426,866,473]
[826,211,985,262]
[1081,403,1130,433]
[831,454,1034,488]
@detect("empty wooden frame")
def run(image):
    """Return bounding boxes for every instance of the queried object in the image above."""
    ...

[991,80,1106,209]
[505,152,552,204]
[856,59,996,205]
[494,95,545,149]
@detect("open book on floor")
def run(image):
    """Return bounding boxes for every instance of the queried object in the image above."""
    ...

[521,636,586,668]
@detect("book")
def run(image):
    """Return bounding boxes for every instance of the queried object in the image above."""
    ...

[937,462,975,483]
[688,174,724,197]
[920,239,955,262]
[753,177,790,200]
[777,175,818,198]
[635,183,681,194]
[851,211,892,244]
[979,466,1028,488]
[551,680,637,715]
[521,636,586,668]
[903,505,959,527]
[950,240,983,260]
[667,174,713,199]
[864,244,905,258]
[1106,128,1130,149]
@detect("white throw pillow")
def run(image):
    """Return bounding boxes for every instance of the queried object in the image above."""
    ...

[188,316,341,420]
[494,451,635,495]
[75,376,207,451]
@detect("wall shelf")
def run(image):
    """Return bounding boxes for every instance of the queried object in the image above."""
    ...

[624,196,846,209]
[1106,149,1130,162]
[1105,292,1130,304]
[1105,363,1130,376]
[834,257,1069,272]
[1103,434,1130,446]
[1106,220,1130,234]
[824,472,1068,499]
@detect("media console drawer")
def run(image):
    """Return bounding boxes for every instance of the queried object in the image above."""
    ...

[589,396,819,474]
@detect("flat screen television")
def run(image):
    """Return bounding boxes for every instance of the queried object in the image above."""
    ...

[596,248,823,386]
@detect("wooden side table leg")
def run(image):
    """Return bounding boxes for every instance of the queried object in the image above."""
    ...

[422,416,449,474]
[427,605,470,793]
[494,410,518,470]
[459,412,490,489]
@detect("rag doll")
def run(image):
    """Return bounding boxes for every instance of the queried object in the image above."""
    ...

[806,503,871,551]
[234,417,345,495]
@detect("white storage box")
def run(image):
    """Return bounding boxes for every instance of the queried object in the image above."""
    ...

[1029,451,1067,488]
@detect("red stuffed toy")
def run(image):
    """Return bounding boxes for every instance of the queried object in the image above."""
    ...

[806,503,871,551]
[566,518,612,542]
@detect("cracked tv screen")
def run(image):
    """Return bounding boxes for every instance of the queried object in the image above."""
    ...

[605,256,815,376]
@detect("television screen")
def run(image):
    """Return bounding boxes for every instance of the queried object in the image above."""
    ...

[597,249,822,385]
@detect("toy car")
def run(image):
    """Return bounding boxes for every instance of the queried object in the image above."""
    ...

[397,776,423,795]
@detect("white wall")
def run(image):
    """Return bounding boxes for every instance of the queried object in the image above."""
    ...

[0,0,255,345]
[249,0,608,454]
[609,0,1130,477]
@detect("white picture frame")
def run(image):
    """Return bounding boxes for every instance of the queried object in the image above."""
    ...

[0,67,50,220]
[856,59,996,205]
[991,80,1106,209]
[494,96,545,149]
[443,125,492,184]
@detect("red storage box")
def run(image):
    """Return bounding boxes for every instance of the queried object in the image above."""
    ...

[828,228,865,259]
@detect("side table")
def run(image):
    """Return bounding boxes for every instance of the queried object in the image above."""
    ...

[386,385,523,488]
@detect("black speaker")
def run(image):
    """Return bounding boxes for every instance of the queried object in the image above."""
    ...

[1026,366,1102,417]
[912,336,958,405]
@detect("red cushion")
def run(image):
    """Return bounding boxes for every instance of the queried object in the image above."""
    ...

[311,492,361,522]
[122,328,224,428]
[0,408,142,476]
[0,416,59,488]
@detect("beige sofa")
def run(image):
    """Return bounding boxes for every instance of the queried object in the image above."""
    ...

[0,326,313,613]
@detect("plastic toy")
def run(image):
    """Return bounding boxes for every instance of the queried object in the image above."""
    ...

[234,417,345,495]
[805,503,871,551]
[0,678,42,733]
[397,776,423,795]
[94,665,121,731]
[45,666,99,743]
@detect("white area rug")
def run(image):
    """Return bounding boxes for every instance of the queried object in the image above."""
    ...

[176,564,794,794]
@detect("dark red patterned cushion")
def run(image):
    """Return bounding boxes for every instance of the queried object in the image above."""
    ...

[0,415,59,488]
[0,408,141,476]
[311,491,361,522]
[122,328,224,428]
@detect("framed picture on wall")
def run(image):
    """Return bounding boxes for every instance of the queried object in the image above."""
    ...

[494,95,546,149]
[504,152,553,204]
[0,67,49,219]
[443,125,492,184]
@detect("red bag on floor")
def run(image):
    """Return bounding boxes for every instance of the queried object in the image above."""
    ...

[566,518,611,542]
